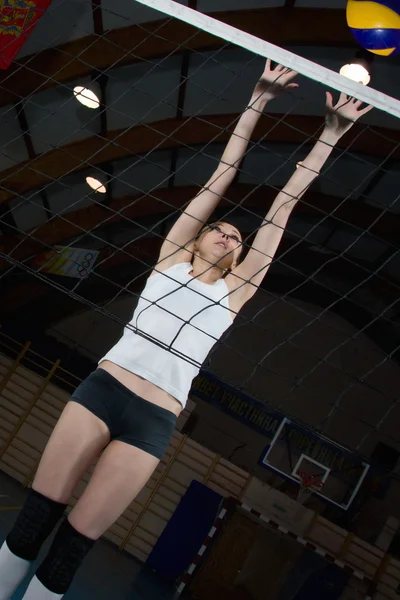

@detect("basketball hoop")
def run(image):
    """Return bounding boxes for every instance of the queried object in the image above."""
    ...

[296,471,324,505]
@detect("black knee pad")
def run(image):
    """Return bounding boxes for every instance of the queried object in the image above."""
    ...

[37,518,95,594]
[6,489,67,562]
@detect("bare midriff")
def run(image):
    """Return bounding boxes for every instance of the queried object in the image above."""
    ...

[98,360,183,417]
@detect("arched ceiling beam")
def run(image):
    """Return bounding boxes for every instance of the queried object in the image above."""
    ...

[0,8,354,107]
[0,183,397,273]
[0,114,398,204]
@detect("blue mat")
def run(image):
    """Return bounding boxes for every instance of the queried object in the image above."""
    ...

[146,480,222,579]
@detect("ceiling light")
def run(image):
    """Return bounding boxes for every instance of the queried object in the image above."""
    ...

[86,175,107,194]
[340,62,371,86]
[73,83,101,109]
[340,51,372,86]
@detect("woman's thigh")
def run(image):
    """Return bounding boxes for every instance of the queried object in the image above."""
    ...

[32,401,111,504]
[68,440,159,539]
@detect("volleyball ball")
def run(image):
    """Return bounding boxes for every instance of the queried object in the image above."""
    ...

[347,0,400,56]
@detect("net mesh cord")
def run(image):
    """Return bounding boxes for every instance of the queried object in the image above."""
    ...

[0,0,400,488]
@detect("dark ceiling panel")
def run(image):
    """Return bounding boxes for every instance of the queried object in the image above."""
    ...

[0,8,354,107]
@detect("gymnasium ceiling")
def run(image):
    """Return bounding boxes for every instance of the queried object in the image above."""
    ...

[1,0,400,364]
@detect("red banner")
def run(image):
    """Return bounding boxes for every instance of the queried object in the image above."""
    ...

[0,0,52,70]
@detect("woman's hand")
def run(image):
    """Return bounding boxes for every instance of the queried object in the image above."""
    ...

[251,59,298,106]
[324,91,373,139]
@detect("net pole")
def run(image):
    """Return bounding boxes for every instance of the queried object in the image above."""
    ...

[133,0,400,119]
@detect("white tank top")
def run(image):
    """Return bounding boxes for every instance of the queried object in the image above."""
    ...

[99,262,233,407]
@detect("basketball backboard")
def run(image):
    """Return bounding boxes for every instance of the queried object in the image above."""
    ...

[260,418,370,510]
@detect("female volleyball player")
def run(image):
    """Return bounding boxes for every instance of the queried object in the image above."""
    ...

[0,60,371,599]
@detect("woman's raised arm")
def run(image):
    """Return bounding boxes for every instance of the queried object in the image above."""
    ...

[156,60,298,271]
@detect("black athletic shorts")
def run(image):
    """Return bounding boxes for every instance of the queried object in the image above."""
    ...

[70,368,177,459]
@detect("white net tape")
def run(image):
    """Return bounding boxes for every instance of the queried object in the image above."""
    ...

[135,0,400,119]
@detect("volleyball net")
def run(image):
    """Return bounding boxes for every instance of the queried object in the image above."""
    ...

[1,0,400,511]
